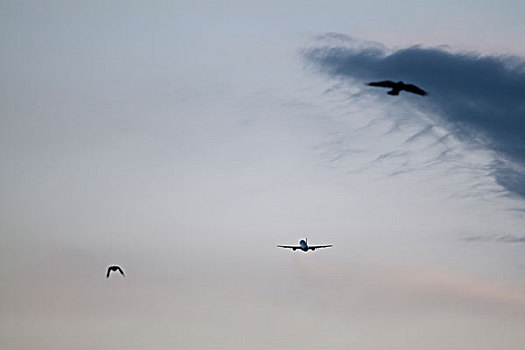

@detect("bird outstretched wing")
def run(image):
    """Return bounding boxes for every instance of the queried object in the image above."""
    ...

[367,81,396,88]
[106,267,111,278]
[403,84,427,96]
[116,266,125,276]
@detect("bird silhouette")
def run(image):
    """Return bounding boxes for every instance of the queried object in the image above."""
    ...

[106,265,125,278]
[367,80,427,96]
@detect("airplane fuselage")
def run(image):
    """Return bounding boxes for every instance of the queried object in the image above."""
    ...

[299,239,308,251]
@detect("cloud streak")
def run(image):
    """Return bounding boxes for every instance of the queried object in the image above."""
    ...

[303,34,525,198]
[464,234,525,243]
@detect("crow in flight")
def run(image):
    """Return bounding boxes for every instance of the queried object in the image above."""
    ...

[106,265,125,278]
[367,81,427,96]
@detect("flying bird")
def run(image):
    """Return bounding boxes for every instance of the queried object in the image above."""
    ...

[367,80,427,96]
[277,238,332,252]
[106,265,125,278]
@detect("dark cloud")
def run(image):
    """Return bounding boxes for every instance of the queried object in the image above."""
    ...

[303,35,525,198]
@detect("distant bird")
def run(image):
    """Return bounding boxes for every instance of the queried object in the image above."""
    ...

[367,80,427,96]
[106,265,125,278]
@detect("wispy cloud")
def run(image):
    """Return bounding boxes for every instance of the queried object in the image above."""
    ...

[303,34,525,198]
[463,234,525,243]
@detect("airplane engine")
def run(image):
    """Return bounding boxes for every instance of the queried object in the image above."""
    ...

[311,248,316,251]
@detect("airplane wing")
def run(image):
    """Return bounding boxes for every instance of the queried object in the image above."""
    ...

[308,245,333,250]
[403,84,427,96]
[277,245,301,249]
[367,80,395,88]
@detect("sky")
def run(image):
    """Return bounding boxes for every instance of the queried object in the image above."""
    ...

[1,1,525,349]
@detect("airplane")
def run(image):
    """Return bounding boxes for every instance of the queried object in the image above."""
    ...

[277,238,332,252]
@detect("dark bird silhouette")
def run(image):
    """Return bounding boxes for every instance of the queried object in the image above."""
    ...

[367,80,427,96]
[106,265,125,278]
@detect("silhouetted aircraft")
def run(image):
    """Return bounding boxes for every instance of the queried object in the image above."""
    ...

[106,265,125,278]
[367,80,427,96]
[277,238,332,252]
